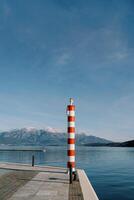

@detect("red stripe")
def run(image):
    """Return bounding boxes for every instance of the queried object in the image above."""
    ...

[67,162,75,168]
[68,127,75,133]
[68,138,75,144]
[68,116,75,122]
[67,105,75,111]
[68,150,75,156]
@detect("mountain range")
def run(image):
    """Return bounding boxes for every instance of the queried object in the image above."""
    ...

[0,128,112,146]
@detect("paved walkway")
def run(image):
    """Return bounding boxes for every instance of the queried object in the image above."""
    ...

[0,163,85,200]
[0,171,37,200]
[9,171,69,200]
[0,163,91,200]
[69,179,84,200]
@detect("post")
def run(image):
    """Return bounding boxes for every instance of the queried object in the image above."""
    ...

[69,164,73,184]
[67,98,76,173]
[32,155,34,167]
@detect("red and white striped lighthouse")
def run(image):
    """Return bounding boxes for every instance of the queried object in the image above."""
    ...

[67,98,76,172]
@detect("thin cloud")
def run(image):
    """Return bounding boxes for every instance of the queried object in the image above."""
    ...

[55,52,71,66]
[3,3,12,18]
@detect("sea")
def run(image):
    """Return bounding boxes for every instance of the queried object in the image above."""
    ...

[0,146,133,200]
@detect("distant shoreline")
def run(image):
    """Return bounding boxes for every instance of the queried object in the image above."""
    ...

[0,149,44,151]
[84,140,134,147]
[0,146,46,151]
[0,140,133,150]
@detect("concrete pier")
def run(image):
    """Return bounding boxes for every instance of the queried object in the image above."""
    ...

[77,170,99,200]
[0,162,99,200]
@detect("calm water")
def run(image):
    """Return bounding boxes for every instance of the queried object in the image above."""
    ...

[0,146,134,200]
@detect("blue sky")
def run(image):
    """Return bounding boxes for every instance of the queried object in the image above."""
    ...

[0,0,134,141]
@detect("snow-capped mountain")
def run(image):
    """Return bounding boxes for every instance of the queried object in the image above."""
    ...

[0,128,112,146]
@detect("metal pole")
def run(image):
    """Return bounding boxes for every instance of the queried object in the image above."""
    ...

[69,164,72,184]
[67,98,76,173]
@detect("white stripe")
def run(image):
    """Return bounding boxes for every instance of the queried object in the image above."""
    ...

[69,156,75,162]
[72,168,75,172]
[68,144,75,150]
[68,111,75,116]
[68,133,75,139]
[68,121,75,127]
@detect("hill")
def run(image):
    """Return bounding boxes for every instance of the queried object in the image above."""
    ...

[85,140,134,147]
